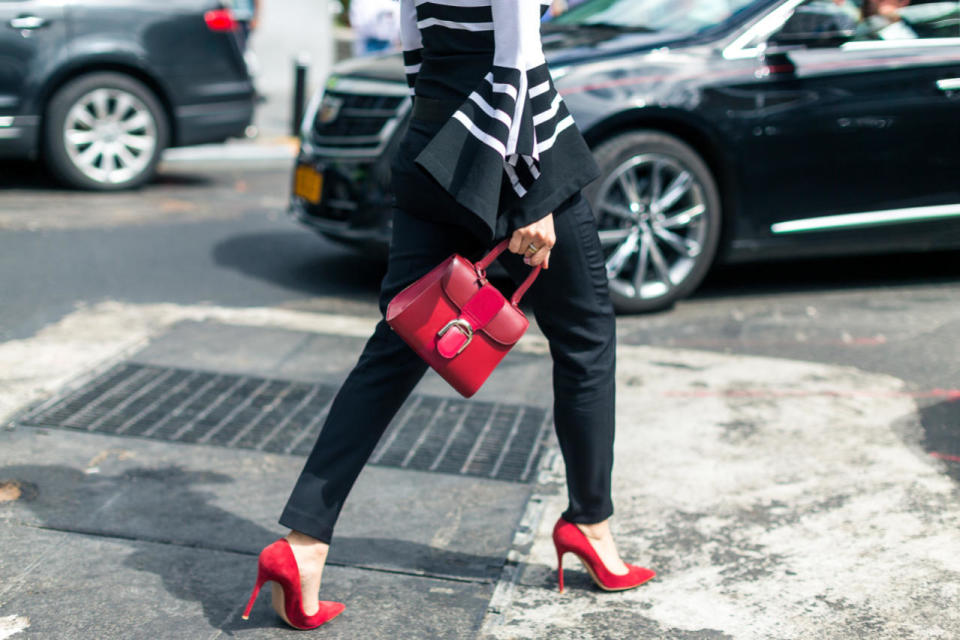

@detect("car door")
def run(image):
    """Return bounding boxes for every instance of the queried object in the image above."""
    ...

[0,0,66,149]
[726,0,960,248]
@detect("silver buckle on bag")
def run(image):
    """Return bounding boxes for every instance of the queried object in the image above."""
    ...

[437,319,474,356]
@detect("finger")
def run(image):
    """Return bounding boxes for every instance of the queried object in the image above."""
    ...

[509,231,528,255]
[520,235,541,256]
[529,228,555,251]
[524,244,551,267]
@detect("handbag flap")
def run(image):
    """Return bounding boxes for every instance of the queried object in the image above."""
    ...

[441,256,529,346]
[386,255,455,323]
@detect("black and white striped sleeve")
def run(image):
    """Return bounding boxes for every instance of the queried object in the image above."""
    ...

[399,0,422,96]
[414,0,594,237]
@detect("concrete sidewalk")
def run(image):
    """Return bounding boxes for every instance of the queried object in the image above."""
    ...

[1,302,959,639]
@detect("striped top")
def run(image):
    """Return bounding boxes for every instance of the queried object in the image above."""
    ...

[400,0,599,239]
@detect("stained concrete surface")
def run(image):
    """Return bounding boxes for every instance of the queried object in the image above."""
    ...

[0,428,527,582]
[3,303,960,639]
[481,345,960,640]
[0,525,491,639]
[0,316,538,639]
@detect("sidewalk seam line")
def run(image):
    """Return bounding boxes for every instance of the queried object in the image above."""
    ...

[11,521,497,586]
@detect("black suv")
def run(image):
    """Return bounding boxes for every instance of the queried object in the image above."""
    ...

[0,0,255,190]
[291,0,960,312]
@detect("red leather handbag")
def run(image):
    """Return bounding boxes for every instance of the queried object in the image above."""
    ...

[386,239,541,398]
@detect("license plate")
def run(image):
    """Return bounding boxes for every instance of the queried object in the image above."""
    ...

[294,165,323,204]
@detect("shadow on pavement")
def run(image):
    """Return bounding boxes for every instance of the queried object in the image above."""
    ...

[0,463,501,632]
[0,159,215,191]
[0,159,61,190]
[0,464,275,629]
[212,231,386,300]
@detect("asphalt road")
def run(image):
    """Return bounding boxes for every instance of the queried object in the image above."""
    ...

[2,155,959,479]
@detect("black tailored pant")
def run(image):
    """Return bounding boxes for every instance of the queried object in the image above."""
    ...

[280,121,617,544]
[279,192,617,544]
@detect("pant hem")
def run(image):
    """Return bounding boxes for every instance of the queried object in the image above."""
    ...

[561,507,614,526]
[279,505,335,545]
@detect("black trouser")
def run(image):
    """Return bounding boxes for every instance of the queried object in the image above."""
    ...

[279,190,618,544]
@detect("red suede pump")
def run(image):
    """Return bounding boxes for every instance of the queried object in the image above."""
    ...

[553,518,656,592]
[242,539,344,630]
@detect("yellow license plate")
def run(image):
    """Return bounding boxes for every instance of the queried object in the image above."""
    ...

[295,165,323,204]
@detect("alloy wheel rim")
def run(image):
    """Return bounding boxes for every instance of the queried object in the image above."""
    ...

[63,88,157,185]
[596,153,709,302]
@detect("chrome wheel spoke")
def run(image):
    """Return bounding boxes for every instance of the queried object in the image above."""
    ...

[633,234,651,292]
[112,93,133,122]
[618,171,642,204]
[650,160,664,202]
[660,204,705,229]
[115,144,138,169]
[605,230,640,280]
[76,141,104,166]
[67,103,96,129]
[101,148,118,175]
[656,171,692,212]
[655,227,701,258]
[119,133,152,152]
[648,235,673,286]
[598,228,632,246]
[66,129,97,146]
[120,111,151,133]
[599,200,636,221]
[91,89,110,120]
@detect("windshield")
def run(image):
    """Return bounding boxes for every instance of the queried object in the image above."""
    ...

[549,0,764,35]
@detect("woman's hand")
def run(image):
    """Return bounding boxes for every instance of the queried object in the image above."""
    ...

[509,213,555,269]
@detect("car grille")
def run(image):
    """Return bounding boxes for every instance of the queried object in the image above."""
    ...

[309,78,409,158]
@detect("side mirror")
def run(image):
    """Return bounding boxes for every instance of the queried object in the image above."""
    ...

[768,3,857,48]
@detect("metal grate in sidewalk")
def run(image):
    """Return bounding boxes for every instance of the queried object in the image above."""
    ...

[15,363,551,483]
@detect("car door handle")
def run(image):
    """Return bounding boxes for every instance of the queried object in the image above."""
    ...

[9,15,47,30]
[936,78,960,92]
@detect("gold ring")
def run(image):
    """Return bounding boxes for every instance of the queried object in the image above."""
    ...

[526,243,539,254]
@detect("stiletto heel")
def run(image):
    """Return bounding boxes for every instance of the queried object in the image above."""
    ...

[241,574,264,620]
[557,549,565,593]
[242,539,345,630]
[552,517,655,592]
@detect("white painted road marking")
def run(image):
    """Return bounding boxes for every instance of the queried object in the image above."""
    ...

[0,615,29,640]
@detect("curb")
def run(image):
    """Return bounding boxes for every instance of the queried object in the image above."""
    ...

[161,138,298,164]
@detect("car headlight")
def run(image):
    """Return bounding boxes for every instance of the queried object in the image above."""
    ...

[300,76,338,140]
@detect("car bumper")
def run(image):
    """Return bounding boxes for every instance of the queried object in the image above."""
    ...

[0,116,39,158]
[288,152,394,254]
[173,96,255,147]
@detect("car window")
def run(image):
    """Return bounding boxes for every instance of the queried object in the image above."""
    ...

[783,0,960,42]
[549,0,762,35]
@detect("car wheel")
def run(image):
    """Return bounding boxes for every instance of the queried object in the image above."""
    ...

[585,130,722,314]
[43,73,168,190]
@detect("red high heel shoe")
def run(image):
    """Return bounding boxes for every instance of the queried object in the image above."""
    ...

[553,518,656,592]
[242,539,345,630]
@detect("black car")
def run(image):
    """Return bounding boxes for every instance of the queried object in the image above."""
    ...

[0,0,255,190]
[290,0,960,313]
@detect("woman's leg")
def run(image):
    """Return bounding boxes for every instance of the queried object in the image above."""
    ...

[277,208,482,614]
[280,208,481,543]
[498,193,626,570]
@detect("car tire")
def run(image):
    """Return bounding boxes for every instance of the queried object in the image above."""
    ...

[584,130,722,314]
[43,72,169,191]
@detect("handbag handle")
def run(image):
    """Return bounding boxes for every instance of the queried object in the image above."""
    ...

[475,239,542,307]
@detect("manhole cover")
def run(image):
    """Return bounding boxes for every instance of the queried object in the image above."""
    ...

[16,363,551,483]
